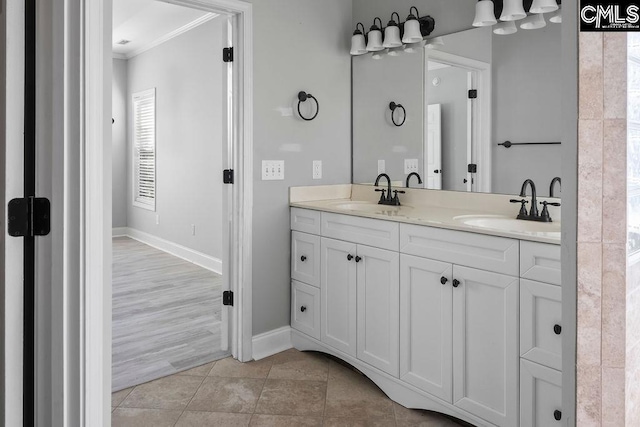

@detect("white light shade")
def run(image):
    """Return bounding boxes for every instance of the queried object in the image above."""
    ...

[500,0,527,21]
[366,29,384,52]
[520,13,546,29]
[529,0,558,14]
[383,25,402,48]
[549,6,562,23]
[350,33,367,55]
[473,1,497,27]
[493,20,518,35]
[402,19,423,44]
[425,37,444,49]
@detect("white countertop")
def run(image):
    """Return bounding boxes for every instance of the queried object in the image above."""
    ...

[290,185,561,245]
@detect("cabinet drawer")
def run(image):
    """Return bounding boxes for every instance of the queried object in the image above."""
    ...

[520,360,563,427]
[292,231,320,287]
[291,281,320,340]
[520,241,561,286]
[400,224,519,276]
[291,208,321,235]
[521,279,562,370]
[321,212,399,251]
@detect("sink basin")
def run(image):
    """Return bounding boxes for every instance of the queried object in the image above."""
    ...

[454,215,561,235]
[329,201,413,214]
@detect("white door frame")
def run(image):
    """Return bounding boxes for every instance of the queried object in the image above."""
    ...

[424,50,491,193]
[77,0,253,424]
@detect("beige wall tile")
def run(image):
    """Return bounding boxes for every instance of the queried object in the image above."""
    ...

[578,242,603,367]
[602,367,625,427]
[577,364,603,426]
[626,342,640,425]
[578,120,604,242]
[604,34,627,120]
[627,287,640,352]
[603,119,627,243]
[580,33,604,120]
[602,244,627,368]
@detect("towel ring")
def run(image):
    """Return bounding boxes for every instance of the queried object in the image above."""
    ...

[389,102,406,127]
[298,91,319,121]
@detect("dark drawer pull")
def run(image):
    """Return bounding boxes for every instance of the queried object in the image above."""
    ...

[300,306,307,312]
[355,256,362,263]
[347,254,354,261]
[452,279,460,288]
[554,410,561,421]
[440,276,448,285]
[300,255,307,262]
[554,324,562,335]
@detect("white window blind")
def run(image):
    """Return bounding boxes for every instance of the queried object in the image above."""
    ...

[133,88,156,211]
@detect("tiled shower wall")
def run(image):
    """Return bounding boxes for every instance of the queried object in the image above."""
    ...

[577,32,628,426]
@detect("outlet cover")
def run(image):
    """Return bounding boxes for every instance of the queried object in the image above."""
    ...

[404,159,419,174]
[378,160,386,174]
[313,160,322,179]
[262,160,285,180]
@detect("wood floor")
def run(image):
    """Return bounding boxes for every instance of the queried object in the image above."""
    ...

[112,237,229,392]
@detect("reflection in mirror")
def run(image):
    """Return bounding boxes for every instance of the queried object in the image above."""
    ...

[352,21,563,197]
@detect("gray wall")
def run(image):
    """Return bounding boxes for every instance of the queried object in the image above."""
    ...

[427,65,468,191]
[352,52,424,184]
[112,58,127,228]
[126,18,224,259]
[492,24,562,195]
[436,25,492,63]
[249,0,352,335]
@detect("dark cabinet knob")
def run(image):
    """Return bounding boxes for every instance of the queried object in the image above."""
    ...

[355,256,362,263]
[554,410,562,421]
[300,306,306,312]
[347,254,354,261]
[440,276,448,285]
[554,324,562,335]
[452,279,460,288]
[300,255,307,262]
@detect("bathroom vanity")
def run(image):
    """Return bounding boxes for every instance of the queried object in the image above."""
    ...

[289,184,562,427]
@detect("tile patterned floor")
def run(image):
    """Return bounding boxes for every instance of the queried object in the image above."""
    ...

[111,349,471,426]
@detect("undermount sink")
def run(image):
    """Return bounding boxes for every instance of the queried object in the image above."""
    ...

[329,200,413,214]
[454,215,561,235]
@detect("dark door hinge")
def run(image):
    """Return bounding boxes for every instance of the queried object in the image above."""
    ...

[467,163,477,173]
[223,169,234,184]
[468,89,477,99]
[223,47,234,63]
[8,197,51,237]
[223,291,234,306]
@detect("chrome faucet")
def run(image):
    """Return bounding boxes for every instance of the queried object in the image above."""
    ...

[550,177,561,198]
[406,172,422,188]
[510,178,560,222]
[375,173,404,206]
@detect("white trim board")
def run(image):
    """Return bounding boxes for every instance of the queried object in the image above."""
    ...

[252,326,293,361]
[113,227,223,275]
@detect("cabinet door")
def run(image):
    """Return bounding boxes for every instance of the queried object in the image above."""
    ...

[291,280,321,340]
[400,254,453,402]
[291,231,321,287]
[356,245,400,377]
[452,265,519,427]
[521,279,562,370]
[321,237,357,356]
[520,360,562,427]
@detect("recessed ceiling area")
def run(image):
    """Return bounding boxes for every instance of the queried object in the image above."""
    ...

[113,0,215,59]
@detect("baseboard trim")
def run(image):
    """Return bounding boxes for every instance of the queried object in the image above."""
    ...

[252,326,292,360]
[112,227,222,274]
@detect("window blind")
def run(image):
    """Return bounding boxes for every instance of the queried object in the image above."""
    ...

[133,88,156,210]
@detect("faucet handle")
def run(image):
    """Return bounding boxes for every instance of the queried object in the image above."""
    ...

[540,201,561,207]
[538,201,560,222]
[375,188,387,204]
[510,199,529,218]
[510,198,528,204]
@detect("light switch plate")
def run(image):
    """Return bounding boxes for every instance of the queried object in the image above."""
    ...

[313,160,322,179]
[404,159,419,174]
[262,160,285,180]
[378,160,386,174]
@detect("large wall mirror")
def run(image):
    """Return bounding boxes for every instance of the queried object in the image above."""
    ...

[352,23,562,197]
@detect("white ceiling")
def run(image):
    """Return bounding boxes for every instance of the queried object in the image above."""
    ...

[113,0,214,58]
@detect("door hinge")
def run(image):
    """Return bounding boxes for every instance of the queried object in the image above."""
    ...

[223,47,234,63]
[468,89,477,99]
[467,163,477,173]
[8,197,51,237]
[223,169,234,184]
[223,291,234,306]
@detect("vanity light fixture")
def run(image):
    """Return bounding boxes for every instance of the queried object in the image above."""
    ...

[549,1,562,23]
[366,17,384,52]
[473,0,497,27]
[529,0,559,14]
[402,7,424,44]
[520,13,546,29]
[493,20,518,34]
[383,13,403,48]
[350,23,367,55]
[500,0,527,21]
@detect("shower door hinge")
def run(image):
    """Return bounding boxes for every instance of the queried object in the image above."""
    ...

[223,291,234,306]
[468,89,477,99]
[223,169,234,184]
[223,47,234,63]
[8,197,51,237]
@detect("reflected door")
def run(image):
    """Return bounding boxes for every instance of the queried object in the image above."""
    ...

[427,104,442,189]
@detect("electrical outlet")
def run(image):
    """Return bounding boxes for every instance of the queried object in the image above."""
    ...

[404,159,419,174]
[191,224,196,236]
[313,160,322,179]
[378,160,386,174]
[262,160,285,180]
